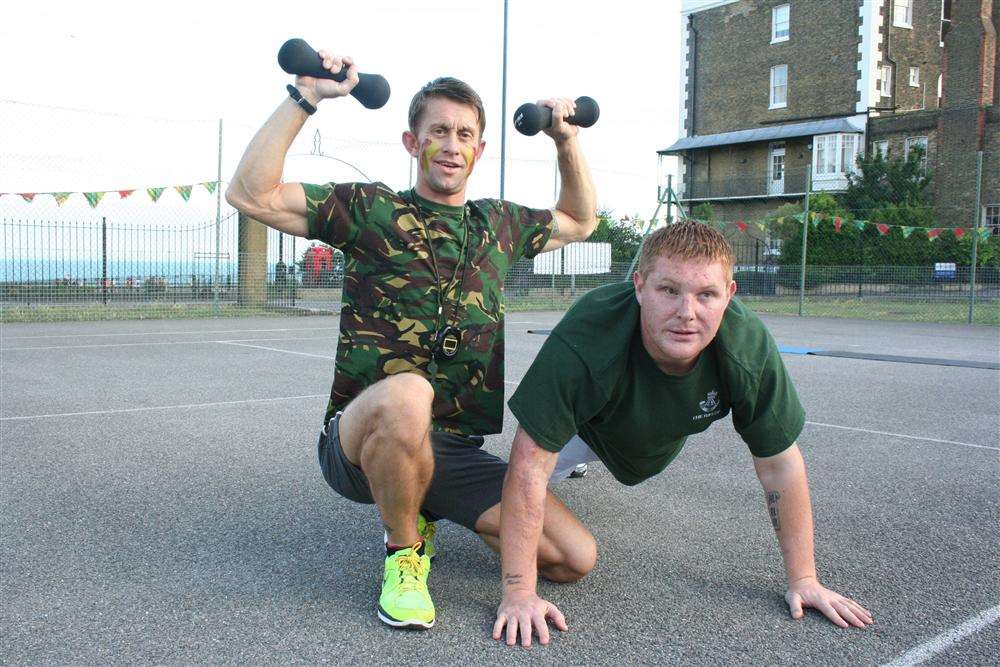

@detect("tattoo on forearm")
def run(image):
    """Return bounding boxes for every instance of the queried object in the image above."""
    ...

[551,213,560,239]
[504,573,523,588]
[767,491,781,531]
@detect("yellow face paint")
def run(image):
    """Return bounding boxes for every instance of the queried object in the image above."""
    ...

[419,139,441,174]
[460,145,476,175]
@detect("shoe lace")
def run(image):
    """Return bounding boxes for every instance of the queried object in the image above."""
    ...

[395,545,426,592]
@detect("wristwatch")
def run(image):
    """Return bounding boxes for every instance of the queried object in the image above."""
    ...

[286,84,317,115]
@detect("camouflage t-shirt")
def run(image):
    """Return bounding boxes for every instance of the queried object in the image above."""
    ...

[303,181,554,435]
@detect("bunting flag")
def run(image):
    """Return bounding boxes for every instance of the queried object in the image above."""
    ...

[755,222,767,233]
[876,223,890,235]
[84,191,105,208]
[20,193,35,202]
[810,213,821,229]
[146,187,165,202]
[119,190,135,199]
[174,185,193,202]
[833,217,843,232]
[952,227,966,239]
[202,181,218,194]
[927,228,943,241]
[52,192,72,206]
[775,216,785,225]
[979,227,993,242]
[901,226,915,238]
[735,220,747,233]
[855,221,867,231]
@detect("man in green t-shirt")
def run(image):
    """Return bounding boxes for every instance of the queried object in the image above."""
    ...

[226,50,597,629]
[488,221,873,647]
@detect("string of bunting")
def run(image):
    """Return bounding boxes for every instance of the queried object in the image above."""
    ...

[681,211,991,243]
[0,182,220,208]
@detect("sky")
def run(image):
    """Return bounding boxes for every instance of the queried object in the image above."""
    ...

[0,1,683,226]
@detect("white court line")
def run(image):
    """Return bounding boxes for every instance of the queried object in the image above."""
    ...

[0,326,339,340]
[882,603,1000,666]
[805,421,997,451]
[0,394,328,422]
[218,341,335,360]
[2,336,331,351]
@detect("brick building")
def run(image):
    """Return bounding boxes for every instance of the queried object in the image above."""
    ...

[660,0,998,231]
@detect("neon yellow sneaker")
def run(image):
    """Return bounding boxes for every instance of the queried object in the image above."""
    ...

[384,514,437,561]
[377,544,435,629]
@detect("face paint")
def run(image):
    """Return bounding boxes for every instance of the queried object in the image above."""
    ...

[419,139,441,174]
[460,145,476,175]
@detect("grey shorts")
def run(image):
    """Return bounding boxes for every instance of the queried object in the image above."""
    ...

[317,412,508,532]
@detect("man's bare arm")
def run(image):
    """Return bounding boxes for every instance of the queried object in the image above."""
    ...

[493,426,566,647]
[226,53,359,237]
[753,444,873,628]
[538,99,597,252]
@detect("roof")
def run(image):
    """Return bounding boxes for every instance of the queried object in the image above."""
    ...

[658,117,866,155]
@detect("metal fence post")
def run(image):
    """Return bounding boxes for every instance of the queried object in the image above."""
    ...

[968,151,983,325]
[101,217,108,306]
[213,118,223,314]
[798,166,811,316]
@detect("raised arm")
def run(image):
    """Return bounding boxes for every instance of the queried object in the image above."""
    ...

[752,444,873,628]
[538,98,598,252]
[493,426,567,646]
[225,52,360,237]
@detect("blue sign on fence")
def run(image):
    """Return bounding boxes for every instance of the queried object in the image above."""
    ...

[933,262,957,281]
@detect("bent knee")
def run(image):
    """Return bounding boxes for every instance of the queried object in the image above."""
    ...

[541,533,597,583]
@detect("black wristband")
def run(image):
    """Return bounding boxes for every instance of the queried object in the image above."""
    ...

[286,84,317,115]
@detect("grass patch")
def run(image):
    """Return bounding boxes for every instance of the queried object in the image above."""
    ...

[0,303,296,323]
[741,297,1000,326]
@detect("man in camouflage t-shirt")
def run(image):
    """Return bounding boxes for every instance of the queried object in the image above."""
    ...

[226,50,597,629]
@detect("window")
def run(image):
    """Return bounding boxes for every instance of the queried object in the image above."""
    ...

[937,73,943,105]
[772,4,790,42]
[985,205,999,235]
[909,67,920,87]
[770,65,788,109]
[905,136,929,166]
[874,140,889,158]
[894,0,913,28]
[841,134,858,173]
[880,65,893,97]
[813,133,861,179]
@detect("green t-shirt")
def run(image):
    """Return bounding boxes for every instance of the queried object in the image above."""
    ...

[508,281,805,485]
[304,181,553,435]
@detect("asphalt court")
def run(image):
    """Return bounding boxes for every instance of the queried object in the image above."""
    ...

[2,312,998,664]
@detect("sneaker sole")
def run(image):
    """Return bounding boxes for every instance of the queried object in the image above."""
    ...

[377,605,435,630]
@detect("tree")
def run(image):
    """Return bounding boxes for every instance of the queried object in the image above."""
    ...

[589,209,644,263]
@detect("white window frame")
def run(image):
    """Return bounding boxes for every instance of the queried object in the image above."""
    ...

[770,64,788,109]
[893,0,913,28]
[905,136,929,166]
[874,140,889,158]
[986,205,1000,235]
[771,4,790,43]
[812,133,861,189]
[909,66,920,87]
[880,64,893,97]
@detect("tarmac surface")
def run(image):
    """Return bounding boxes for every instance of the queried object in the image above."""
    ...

[2,310,998,664]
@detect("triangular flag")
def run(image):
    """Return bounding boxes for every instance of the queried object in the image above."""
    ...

[52,192,72,206]
[202,181,218,194]
[735,220,747,233]
[952,227,966,239]
[119,190,135,199]
[147,187,165,202]
[174,185,193,202]
[979,227,992,242]
[876,223,890,235]
[794,212,806,223]
[755,222,767,233]
[927,228,942,241]
[775,216,785,225]
[855,220,867,231]
[84,191,105,208]
[833,217,843,232]
[811,215,821,229]
[901,226,915,238]
[20,193,35,202]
